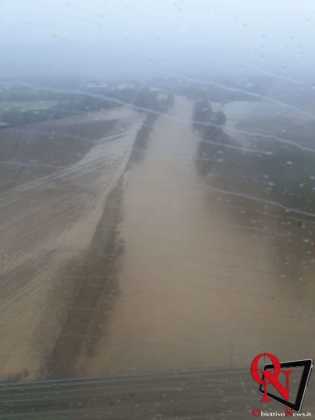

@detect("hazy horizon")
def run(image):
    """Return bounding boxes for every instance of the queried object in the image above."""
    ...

[1,0,315,83]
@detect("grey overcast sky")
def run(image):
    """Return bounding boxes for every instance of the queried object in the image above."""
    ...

[1,0,315,80]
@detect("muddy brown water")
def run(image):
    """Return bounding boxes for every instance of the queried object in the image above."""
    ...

[2,97,315,382]
[0,107,143,380]
[82,97,315,377]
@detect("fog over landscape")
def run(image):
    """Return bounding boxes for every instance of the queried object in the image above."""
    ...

[1,0,315,82]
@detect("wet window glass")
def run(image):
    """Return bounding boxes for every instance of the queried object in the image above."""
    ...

[0,1,314,418]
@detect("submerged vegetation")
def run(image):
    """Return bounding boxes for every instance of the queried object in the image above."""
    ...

[0,84,174,129]
[194,98,315,218]
[0,87,115,127]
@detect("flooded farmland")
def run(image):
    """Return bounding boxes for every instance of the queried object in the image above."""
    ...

[82,96,315,377]
[1,92,315,382]
[2,1,315,417]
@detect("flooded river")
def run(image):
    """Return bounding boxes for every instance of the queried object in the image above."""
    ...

[85,97,315,376]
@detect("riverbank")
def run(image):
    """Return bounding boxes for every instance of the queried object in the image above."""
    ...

[0,106,144,380]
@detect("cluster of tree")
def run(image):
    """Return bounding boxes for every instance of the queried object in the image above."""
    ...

[133,89,161,111]
[85,84,174,114]
[156,92,174,112]
[0,95,114,127]
[193,98,226,130]
[128,112,157,165]
[0,86,65,102]
[194,97,315,217]
[132,88,174,113]
[193,99,230,175]
[193,98,213,130]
